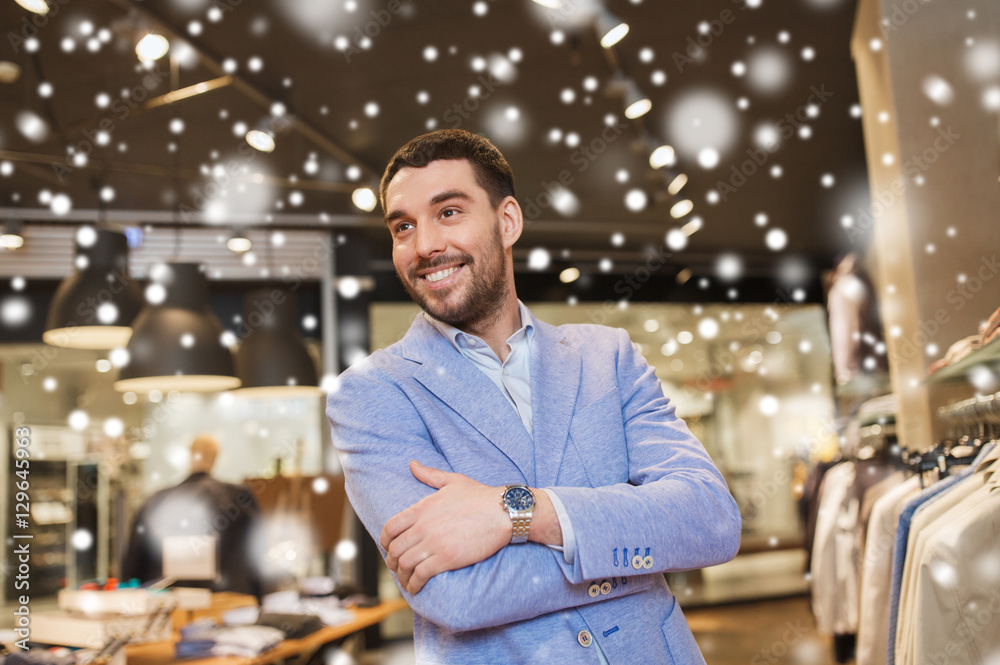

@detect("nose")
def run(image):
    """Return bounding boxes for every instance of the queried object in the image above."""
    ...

[414,220,446,259]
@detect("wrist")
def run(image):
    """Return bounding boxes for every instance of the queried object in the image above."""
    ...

[527,488,563,547]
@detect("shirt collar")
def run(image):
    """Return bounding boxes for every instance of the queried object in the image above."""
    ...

[424,300,534,355]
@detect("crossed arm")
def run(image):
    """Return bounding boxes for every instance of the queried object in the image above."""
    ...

[328,330,740,631]
[380,459,564,594]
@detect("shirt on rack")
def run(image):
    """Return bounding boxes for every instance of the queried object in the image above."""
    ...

[811,461,858,635]
[896,446,1000,665]
[857,470,905,583]
[895,445,997,665]
[855,475,922,665]
[889,444,997,665]
[909,466,1000,665]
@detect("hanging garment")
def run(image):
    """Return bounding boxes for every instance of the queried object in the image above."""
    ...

[857,471,906,581]
[909,477,1000,665]
[896,448,1000,665]
[855,476,922,665]
[812,462,858,634]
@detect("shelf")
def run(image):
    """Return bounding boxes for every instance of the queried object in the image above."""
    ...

[925,335,1000,385]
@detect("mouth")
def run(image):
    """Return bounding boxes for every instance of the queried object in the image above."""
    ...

[418,263,464,289]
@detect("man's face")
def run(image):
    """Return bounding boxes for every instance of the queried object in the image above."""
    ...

[384,159,512,328]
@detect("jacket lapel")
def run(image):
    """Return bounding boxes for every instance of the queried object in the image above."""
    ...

[528,315,582,489]
[402,314,536,484]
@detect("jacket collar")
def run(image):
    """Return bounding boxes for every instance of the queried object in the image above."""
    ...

[399,307,581,487]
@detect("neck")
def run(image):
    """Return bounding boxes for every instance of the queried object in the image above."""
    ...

[459,291,521,362]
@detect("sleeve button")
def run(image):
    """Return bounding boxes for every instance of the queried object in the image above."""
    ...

[578,630,593,648]
[588,583,600,597]
[643,555,654,569]
[631,555,644,569]
[600,581,612,595]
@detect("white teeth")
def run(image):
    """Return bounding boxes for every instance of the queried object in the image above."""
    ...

[425,266,459,283]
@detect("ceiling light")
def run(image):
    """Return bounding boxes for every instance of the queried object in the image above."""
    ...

[596,10,629,49]
[668,173,688,195]
[649,145,675,169]
[670,199,694,219]
[115,263,241,393]
[227,229,252,253]
[352,187,377,212]
[14,0,49,14]
[245,126,276,153]
[559,267,580,283]
[135,33,170,61]
[234,288,320,397]
[0,61,22,84]
[1,221,25,250]
[681,217,703,236]
[44,228,143,349]
[623,80,652,119]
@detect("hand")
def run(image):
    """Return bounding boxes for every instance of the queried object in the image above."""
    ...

[380,460,511,594]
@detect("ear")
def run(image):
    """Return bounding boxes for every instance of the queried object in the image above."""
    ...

[497,196,523,250]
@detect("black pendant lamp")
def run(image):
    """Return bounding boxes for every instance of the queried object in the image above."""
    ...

[114,262,241,393]
[43,227,143,349]
[233,287,320,397]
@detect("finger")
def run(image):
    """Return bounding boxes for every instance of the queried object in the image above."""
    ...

[380,507,415,550]
[385,524,421,573]
[407,556,442,594]
[397,543,433,586]
[410,459,450,489]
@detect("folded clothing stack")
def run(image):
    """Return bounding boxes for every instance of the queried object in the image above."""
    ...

[261,591,352,627]
[175,619,284,659]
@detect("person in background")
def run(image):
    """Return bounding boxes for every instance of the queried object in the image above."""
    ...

[121,434,266,597]
[328,129,741,664]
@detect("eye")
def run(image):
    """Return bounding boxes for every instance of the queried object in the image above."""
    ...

[392,221,414,236]
[441,208,458,218]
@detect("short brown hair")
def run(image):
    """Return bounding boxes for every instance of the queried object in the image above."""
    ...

[379,129,515,212]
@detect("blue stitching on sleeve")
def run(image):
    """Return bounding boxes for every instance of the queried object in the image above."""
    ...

[613,548,618,567]
[603,626,619,637]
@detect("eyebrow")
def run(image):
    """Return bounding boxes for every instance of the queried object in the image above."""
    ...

[384,190,472,226]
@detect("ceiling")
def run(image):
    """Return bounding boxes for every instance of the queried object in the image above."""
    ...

[0,0,870,285]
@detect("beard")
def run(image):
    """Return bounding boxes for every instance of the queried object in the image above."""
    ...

[398,222,509,331]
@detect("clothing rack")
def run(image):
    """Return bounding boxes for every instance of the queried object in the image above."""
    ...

[893,391,1000,482]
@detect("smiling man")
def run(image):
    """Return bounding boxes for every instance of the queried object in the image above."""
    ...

[327,129,740,665]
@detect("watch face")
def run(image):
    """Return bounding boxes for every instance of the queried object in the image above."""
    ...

[504,486,534,511]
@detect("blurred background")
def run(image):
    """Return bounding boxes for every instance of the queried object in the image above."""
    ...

[1,0,999,663]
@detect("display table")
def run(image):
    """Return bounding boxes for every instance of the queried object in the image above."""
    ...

[127,597,410,665]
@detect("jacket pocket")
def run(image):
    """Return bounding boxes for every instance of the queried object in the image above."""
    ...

[660,598,706,665]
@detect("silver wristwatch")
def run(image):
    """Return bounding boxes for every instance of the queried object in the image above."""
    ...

[501,485,535,544]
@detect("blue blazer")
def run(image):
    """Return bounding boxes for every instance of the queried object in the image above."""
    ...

[327,309,741,664]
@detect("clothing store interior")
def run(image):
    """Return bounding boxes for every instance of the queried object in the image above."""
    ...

[1,0,999,663]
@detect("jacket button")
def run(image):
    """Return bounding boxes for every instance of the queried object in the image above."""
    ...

[600,581,612,595]
[588,583,600,597]
[578,630,593,648]
[643,555,654,569]
[631,555,644,569]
